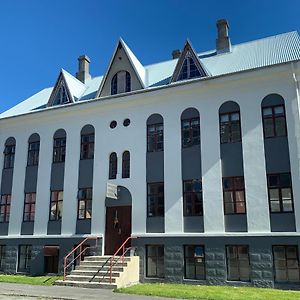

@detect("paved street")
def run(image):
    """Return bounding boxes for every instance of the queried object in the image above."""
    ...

[0,282,177,300]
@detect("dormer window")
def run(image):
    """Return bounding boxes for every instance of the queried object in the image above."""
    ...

[177,52,201,81]
[54,84,70,105]
[111,71,131,95]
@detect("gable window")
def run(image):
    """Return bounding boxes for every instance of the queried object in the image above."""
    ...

[3,145,15,169]
[147,182,164,217]
[53,84,70,105]
[146,245,164,278]
[147,123,163,152]
[53,138,66,163]
[184,245,205,280]
[111,71,131,95]
[0,194,11,223]
[23,193,36,222]
[220,112,241,143]
[273,245,300,283]
[262,105,287,138]
[122,151,130,179]
[178,53,201,81]
[223,177,246,214]
[182,118,200,148]
[267,173,293,213]
[50,191,63,221]
[80,134,94,160]
[18,245,31,273]
[27,142,40,166]
[109,153,117,179]
[78,188,92,220]
[183,179,203,216]
[226,245,250,281]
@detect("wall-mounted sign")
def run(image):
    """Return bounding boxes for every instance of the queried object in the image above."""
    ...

[106,183,118,199]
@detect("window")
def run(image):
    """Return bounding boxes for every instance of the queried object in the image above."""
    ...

[147,123,163,152]
[53,138,66,163]
[0,194,11,223]
[147,183,164,217]
[268,173,293,213]
[53,84,70,105]
[226,245,250,281]
[273,245,300,282]
[146,245,164,278]
[182,118,200,148]
[49,191,63,221]
[220,112,241,143]
[111,71,131,95]
[223,177,246,214]
[27,142,40,166]
[109,153,117,179]
[80,134,94,160]
[184,245,205,280]
[178,54,201,81]
[3,145,15,169]
[0,245,5,270]
[77,188,92,220]
[23,193,36,222]
[18,245,31,273]
[183,180,203,216]
[262,105,287,138]
[122,151,130,178]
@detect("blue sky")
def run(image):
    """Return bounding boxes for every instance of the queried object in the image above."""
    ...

[0,0,299,113]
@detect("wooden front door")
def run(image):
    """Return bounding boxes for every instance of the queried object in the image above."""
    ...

[105,206,132,255]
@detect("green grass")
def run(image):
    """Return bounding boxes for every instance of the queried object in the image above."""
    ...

[0,274,62,285]
[115,283,300,300]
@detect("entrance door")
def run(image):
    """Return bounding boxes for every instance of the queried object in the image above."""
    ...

[105,206,132,255]
[44,246,59,274]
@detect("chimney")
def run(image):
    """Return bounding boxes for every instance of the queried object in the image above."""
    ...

[216,19,231,54]
[76,55,91,83]
[172,49,182,59]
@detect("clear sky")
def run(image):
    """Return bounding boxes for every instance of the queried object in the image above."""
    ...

[0,0,299,113]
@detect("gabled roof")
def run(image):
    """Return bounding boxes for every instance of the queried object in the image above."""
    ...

[170,39,210,83]
[96,38,146,97]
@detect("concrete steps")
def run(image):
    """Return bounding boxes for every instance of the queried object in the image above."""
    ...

[56,255,139,289]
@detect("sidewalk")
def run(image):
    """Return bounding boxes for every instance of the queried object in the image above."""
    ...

[0,282,175,300]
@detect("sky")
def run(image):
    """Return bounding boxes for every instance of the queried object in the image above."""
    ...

[0,0,299,113]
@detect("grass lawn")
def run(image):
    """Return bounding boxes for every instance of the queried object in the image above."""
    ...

[116,283,300,300]
[0,275,62,285]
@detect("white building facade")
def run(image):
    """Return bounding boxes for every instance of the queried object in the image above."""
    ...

[0,20,300,287]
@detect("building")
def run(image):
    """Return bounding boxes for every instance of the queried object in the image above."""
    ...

[0,19,300,288]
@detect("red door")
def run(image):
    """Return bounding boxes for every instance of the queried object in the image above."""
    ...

[105,206,132,255]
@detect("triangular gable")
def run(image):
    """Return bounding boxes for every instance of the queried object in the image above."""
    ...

[47,69,86,107]
[96,38,145,98]
[170,40,210,83]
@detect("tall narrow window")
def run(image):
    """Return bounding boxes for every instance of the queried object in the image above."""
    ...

[220,112,241,143]
[111,73,118,95]
[182,118,200,148]
[53,138,66,163]
[226,245,250,281]
[122,151,130,178]
[223,177,246,214]
[146,245,164,278]
[77,188,92,220]
[267,173,293,213]
[3,145,15,169]
[0,194,11,223]
[184,245,205,280]
[27,142,40,166]
[273,245,300,282]
[111,71,131,95]
[80,134,94,160]
[50,191,63,221]
[147,123,163,152]
[183,180,203,216]
[109,153,117,179]
[262,105,287,138]
[147,183,164,217]
[177,54,201,81]
[18,245,31,273]
[23,193,36,222]
[0,245,5,270]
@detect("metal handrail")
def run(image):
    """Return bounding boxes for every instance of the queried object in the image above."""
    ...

[63,236,98,280]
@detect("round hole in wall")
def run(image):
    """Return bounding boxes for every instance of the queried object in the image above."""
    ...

[123,118,130,127]
[110,120,117,129]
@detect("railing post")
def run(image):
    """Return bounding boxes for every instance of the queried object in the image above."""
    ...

[110,258,112,284]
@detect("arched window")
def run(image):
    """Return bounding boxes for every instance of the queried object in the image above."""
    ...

[80,125,95,160]
[109,152,117,179]
[53,129,66,163]
[27,133,40,166]
[122,151,130,178]
[181,108,200,148]
[111,71,131,95]
[147,114,164,152]
[53,83,70,105]
[178,53,201,81]
[3,137,16,169]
